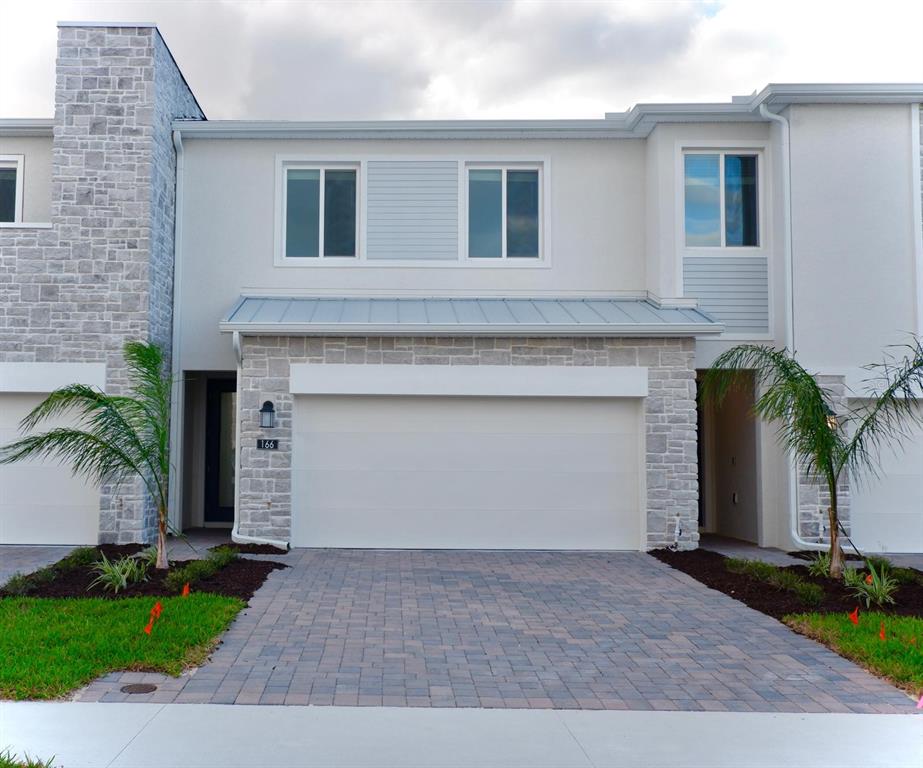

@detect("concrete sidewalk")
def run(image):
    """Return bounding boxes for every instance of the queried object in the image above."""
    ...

[1,703,920,768]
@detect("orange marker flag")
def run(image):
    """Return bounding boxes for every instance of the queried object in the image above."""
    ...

[848,607,859,625]
[865,573,873,585]
[143,618,153,635]
[151,601,163,619]
[181,582,190,597]
[879,622,886,641]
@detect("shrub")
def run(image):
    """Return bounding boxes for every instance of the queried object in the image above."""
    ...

[768,569,802,592]
[56,546,98,570]
[726,558,776,581]
[843,567,866,589]
[807,552,832,578]
[1,573,32,597]
[793,581,824,607]
[88,553,149,594]
[848,562,898,608]
[164,546,238,593]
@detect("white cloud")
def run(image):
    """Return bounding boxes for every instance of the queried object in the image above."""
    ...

[1,0,921,119]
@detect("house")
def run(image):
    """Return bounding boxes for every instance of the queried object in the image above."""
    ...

[1,22,921,553]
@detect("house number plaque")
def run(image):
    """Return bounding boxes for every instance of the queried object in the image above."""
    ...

[256,439,279,450]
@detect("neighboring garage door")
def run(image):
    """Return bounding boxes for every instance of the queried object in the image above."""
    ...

[0,393,99,545]
[292,395,644,549]
[851,403,923,553]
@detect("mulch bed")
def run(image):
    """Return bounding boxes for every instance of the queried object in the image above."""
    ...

[211,543,289,555]
[651,548,923,620]
[1,544,286,602]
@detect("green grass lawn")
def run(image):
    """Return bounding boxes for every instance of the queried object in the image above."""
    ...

[0,749,55,768]
[785,612,923,696]
[0,594,244,700]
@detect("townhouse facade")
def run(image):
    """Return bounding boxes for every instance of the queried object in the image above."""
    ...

[1,23,921,553]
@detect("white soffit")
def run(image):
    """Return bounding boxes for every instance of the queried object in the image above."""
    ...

[290,364,649,398]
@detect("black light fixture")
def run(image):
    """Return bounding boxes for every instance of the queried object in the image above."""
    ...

[259,400,276,429]
[823,402,838,431]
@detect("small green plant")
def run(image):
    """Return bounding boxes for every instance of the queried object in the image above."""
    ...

[0,749,57,768]
[768,569,802,592]
[843,567,866,589]
[848,562,898,608]
[164,547,238,592]
[793,581,824,607]
[807,552,832,578]
[726,558,776,581]
[135,546,160,568]
[88,552,149,594]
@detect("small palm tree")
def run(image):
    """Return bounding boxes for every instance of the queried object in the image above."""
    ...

[703,340,923,578]
[0,341,173,569]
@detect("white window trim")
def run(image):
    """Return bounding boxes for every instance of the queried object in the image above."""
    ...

[0,155,24,224]
[276,161,361,265]
[678,145,766,254]
[273,154,552,268]
[463,163,545,262]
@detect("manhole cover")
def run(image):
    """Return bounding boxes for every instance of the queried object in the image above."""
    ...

[120,683,157,694]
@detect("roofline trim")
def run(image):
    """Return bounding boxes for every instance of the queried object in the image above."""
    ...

[0,119,54,137]
[174,83,923,140]
[218,321,723,337]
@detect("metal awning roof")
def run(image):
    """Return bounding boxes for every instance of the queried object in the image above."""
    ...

[221,296,722,337]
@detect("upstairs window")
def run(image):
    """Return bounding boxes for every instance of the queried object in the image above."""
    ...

[284,166,358,258]
[0,156,23,223]
[468,167,541,259]
[684,152,758,248]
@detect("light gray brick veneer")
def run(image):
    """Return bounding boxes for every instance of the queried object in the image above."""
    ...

[237,335,700,550]
[797,374,850,544]
[0,25,203,542]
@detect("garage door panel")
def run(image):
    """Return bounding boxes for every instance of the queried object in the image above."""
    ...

[296,468,638,512]
[302,397,635,435]
[0,393,99,545]
[302,507,633,550]
[293,395,643,550]
[851,404,923,553]
[296,432,640,473]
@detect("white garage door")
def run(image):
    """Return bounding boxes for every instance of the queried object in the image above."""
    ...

[851,403,923,553]
[0,393,99,545]
[292,395,643,549]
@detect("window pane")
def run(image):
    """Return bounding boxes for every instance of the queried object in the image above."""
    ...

[468,169,502,258]
[506,170,539,257]
[324,169,357,257]
[684,154,720,247]
[0,168,16,223]
[725,155,758,246]
[286,169,319,257]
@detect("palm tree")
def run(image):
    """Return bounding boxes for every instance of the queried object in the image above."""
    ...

[702,340,923,578]
[0,341,173,569]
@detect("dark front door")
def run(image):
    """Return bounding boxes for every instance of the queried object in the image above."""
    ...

[205,378,236,525]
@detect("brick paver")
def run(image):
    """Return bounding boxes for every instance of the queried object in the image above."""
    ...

[77,550,915,712]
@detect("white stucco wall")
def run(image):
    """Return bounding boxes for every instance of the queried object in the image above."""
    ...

[790,104,919,370]
[177,137,653,370]
[0,136,52,222]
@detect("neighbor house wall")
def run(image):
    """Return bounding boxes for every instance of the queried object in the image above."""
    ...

[0,24,203,543]
[235,335,699,551]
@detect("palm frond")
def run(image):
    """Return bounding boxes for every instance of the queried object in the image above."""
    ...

[0,428,148,492]
[702,344,847,481]
[840,338,923,480]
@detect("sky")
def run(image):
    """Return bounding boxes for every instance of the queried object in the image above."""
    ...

[1,0,922,120]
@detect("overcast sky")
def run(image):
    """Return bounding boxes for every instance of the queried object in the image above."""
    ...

[2,0,922,120]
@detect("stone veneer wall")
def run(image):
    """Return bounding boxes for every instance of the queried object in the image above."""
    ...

[236,335,700,550]
[0,25,203,542]
[796,374,850,544]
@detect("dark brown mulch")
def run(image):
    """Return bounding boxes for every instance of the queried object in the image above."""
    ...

[2,546,287,602]
[211,543,289,555]
[651,548,923,620]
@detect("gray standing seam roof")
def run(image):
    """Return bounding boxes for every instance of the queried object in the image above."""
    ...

[221,297,722,337]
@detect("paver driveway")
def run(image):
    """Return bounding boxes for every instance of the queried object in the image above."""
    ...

[80,550,914,712]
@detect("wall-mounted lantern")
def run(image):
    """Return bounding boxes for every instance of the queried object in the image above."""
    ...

[259,400,276,429]
[823,402,838,431]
